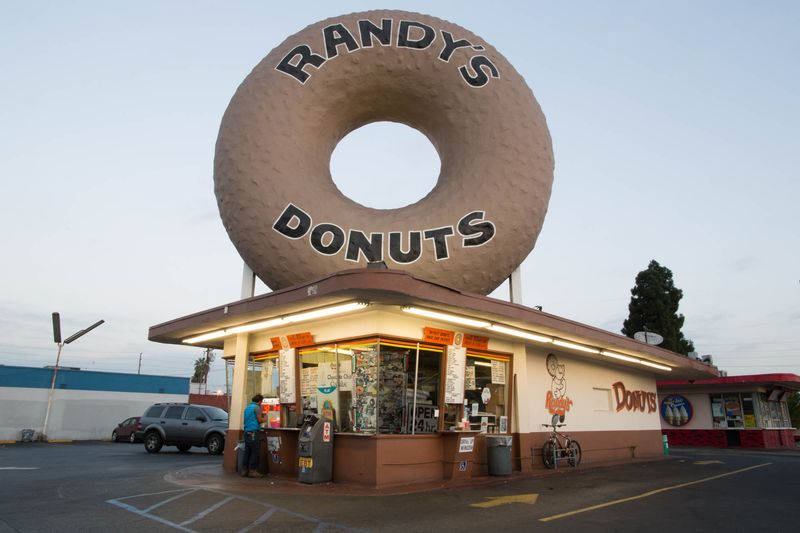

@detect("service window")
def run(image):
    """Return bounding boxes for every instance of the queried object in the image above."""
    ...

[742,394,757,428]
[298,345,352,432]
[377,341,442,435]
[464,354,509,433]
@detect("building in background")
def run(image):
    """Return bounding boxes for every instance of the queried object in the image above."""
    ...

[0,365,188,441]
[657,374,799,449]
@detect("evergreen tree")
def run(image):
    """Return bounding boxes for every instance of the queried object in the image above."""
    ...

[622,260,695,355]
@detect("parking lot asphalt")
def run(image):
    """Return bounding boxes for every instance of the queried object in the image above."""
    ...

[1,441,799,532]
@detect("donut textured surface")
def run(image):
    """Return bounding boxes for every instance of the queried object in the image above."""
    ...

[214,10,554,295]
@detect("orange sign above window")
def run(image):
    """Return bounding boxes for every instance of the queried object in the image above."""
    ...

[462,333,489,351]
[270,332,314,349]
[423,327,455,345]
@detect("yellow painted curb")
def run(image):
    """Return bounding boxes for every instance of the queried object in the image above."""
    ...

[0,440,16,444]
[47,439,73,443]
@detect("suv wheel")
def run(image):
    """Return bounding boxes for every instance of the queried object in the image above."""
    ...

[144,431,163,454]
[206,434,224,455]
[111,430,118,442]
[129,432,137,443]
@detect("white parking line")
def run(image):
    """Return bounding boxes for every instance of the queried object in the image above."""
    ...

[179,495,234,526]
[107,488,367,532]
[0,467,39,470]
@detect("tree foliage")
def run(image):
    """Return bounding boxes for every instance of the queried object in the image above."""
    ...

[622,260,695,355]
[191,350,215,384]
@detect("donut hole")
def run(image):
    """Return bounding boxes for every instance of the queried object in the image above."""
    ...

[330,122,441,209]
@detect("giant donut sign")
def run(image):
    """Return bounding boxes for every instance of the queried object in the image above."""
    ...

[214,10,554,295]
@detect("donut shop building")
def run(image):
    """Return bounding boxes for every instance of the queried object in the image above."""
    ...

[149,269,718,488]
[148,9,718,488]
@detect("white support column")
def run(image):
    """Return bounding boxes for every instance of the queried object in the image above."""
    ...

[228,333,251,431]
[509,266,523,305]
[241,262,256,300]
[512,343,531,433]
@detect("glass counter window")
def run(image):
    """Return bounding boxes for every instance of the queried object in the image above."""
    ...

[464,355,509,433]
[298,344,361,433]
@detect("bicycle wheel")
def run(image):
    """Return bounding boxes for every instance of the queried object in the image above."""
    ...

[542,440,557,469]
[567,440,581,467]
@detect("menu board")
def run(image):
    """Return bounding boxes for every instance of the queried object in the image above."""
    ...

[465,365,476,390]
[300,366,318,397]
[278,348,296,403]
[445,346,466,404]
[491,360,506,385]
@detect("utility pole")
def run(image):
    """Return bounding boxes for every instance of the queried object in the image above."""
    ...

[138,352,142,375]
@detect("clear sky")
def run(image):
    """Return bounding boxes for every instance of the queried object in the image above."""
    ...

[1,1,798,391]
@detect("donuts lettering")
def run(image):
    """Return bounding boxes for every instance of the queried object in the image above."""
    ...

[214,10,554,294]
[273,203,495,263]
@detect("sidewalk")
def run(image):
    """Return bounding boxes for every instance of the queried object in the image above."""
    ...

[165,454,672,497]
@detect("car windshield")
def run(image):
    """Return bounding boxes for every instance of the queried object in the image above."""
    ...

[203,407,228,421]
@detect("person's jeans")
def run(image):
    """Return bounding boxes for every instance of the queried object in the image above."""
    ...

[243,431,259,474]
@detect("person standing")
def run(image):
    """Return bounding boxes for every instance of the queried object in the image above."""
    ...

[241,394,267,477]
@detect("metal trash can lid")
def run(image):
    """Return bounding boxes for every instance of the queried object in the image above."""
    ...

[486,435,513,447]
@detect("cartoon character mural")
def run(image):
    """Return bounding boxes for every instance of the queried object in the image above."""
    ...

[545,353,573,416]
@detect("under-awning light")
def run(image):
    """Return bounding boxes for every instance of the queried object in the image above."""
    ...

[553,340,600,354]
[287,302,368,323]
[601,350,639,363]
[401,307,491,329]
[183,302,368,344]
[638,359,672,371]
[183,329,227,344]
[487,324,552,343]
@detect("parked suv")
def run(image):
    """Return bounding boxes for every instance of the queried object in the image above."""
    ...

[137,403,228,455]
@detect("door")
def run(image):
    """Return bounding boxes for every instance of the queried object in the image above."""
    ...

[161,405,186,443]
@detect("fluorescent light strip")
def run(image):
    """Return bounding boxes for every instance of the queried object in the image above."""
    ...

[287,302,367,322]
[183,302,368,344]
[183,329,227,344]
[601,350,639,363]
[487,324,552,343]
[553,339,600,354]
[638,359,672,371]
[473,361,493,367]
[229,317,285,334]
[401,307,491,329]
[400,307,674,372]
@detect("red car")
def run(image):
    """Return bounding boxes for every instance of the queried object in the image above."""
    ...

[112,417,142,443]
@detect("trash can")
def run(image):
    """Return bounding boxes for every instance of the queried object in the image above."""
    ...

[486,435,513,476]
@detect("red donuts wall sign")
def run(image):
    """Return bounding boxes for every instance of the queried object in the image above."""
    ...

[214,10,554,294]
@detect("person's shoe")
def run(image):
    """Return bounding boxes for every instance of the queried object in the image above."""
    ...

[248,471,265,478]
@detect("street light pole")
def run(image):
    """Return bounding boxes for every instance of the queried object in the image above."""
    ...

[42,313,105,441]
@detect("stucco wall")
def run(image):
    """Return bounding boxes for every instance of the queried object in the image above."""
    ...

[524,347,661,433]
[0,387,187,441]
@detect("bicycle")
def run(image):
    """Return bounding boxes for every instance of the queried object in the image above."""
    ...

[541,413,581,469]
